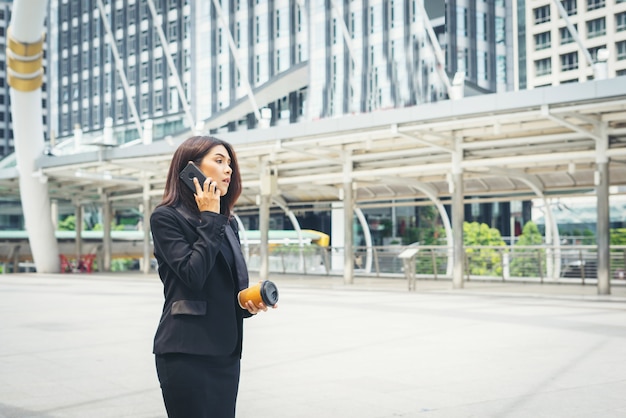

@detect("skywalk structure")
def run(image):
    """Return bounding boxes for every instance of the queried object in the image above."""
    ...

[1,0,625,295]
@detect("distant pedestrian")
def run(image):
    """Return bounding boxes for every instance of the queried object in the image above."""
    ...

[150,135,275,418]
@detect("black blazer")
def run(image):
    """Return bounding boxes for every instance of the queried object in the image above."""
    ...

[150,204,252,357]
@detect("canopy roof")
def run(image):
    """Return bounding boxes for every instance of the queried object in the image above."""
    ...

[1,78,625,211]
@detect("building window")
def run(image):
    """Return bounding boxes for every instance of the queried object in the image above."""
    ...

[154,57,163,78]
[587,0,605,11]
[141,93,149,115]
[534,6,550,24]
[586,17,606,38]
[495,17,505,44]
[617,41,626,60]
[534,31,551,50]
[298,6,303,32]
[141,62,149,82]
[476,13,487,41]
[535,58,552,76]
[560,52,578,71]
[218,28,223,54]
[560,25,576,44]
[168,21,178,41]
[350,12,355,38]
[141,31,149,51]
[116,99,124,121]
[617,12,626,32]
[457,6,468,37]
[561,0,577,15]
[128,34,136,55]
[496,55,506,84]
[477,51,488,80]
[154,92,163,111]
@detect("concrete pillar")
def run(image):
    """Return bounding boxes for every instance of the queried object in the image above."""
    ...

[343,157,354,284]
[258,194,271,281]
[343,181,354,284]
[596,122,610,295]
[8,0,59,273]
[102,196,112,272]
[331,202,344,271]
[75,203,83,264]
[597,162,610,295]
[451,137,464,289]
[452,172,464,289]
[142,183,151,274]
[258,165,276,281]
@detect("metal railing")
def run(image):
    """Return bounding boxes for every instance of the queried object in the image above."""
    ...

[245,244,626,285]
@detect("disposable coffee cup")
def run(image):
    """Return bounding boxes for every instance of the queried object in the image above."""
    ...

[238,280,279,308]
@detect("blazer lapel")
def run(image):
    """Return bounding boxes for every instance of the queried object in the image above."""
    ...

[224,224,250,291]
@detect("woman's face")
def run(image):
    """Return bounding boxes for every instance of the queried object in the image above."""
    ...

[198,145,232,196]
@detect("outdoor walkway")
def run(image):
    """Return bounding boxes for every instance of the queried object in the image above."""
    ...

[1,272,626,417]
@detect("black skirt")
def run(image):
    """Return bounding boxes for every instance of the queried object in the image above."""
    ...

[156,353,241,418]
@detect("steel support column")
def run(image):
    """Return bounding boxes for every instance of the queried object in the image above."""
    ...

[142,183,151,274]
[343,156,354,284]
[102,195,112,272]
[75,203,83,265]
[343,180,354,284]
[258,195,271,281]
[596,121,610,294]
[258,165,276,281]
[451,138,464,289]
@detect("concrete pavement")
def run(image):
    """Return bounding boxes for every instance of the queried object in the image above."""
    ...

[1,272,626,417]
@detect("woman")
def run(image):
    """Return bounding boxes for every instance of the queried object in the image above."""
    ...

[150,136,270,418]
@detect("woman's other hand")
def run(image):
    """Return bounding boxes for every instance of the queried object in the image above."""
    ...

[243,299,278,314]
[193,177,221,213]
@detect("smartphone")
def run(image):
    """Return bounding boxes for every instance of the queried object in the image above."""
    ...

[179,161,207,193]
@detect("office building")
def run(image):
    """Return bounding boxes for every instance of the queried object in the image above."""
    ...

[37,1,522,243]
[443,0,514,93]
[48,0,518,145]
[519,0,626,89]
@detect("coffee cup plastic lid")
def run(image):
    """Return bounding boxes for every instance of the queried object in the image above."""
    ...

[260,280,279,306]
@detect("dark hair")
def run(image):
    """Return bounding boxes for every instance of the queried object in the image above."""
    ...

[158,136,242,218]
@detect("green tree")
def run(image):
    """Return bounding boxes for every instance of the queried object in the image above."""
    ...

[510,221,544,277]
[463,222,506,276]
[610,228,626,245]
[57,215,80,231]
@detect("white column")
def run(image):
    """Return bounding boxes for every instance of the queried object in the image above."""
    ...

[343,156,354,284]
[8,0,59,272]
[331,201,344,272]
[596,123,610,295]
[102,195,112,272]
[142,182,152,274]
[451,137,464,289]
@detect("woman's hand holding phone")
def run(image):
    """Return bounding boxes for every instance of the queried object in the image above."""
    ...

[193,176,221,214]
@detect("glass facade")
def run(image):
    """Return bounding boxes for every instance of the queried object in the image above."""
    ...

[50,0,192,143]
[445,0,513,93]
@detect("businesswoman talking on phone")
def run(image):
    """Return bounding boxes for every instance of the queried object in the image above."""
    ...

[150,136,272,418]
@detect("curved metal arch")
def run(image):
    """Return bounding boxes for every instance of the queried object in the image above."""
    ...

[489,168,561,279]
[383,179,454,277]
[354,207,373,273]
